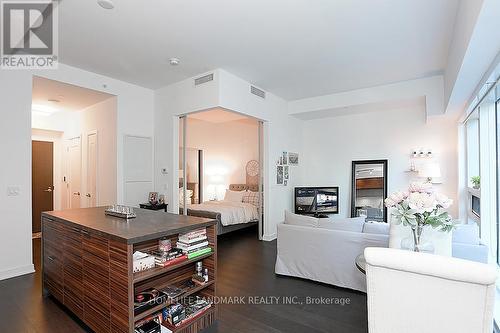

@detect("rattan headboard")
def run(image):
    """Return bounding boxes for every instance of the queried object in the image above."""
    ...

[229,184,259,192]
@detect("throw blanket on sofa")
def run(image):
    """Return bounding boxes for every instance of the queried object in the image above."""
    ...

[188,201,259,226]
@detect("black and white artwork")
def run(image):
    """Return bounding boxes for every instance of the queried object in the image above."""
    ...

[288,152,299,166]
[277,165,284,185]
[282,151,288,165]
[284,166,289,180]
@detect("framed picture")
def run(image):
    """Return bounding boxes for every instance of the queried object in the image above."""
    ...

[277,165,284,185]
[282,151,288,165]
[288,152,299,166]
[284,180,288,186]
[284,166,289,180]
[148,192,159,204]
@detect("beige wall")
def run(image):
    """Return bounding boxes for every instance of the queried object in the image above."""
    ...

[183,117,259,200]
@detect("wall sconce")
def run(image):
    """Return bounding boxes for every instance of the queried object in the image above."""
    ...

[412,149,433,158]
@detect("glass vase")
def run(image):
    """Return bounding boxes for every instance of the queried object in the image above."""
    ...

[401,224,435,254]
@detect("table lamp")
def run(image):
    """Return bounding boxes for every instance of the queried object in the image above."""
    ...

[419,162,441,183]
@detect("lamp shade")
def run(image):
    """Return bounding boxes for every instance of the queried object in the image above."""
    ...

[419,163,441,178]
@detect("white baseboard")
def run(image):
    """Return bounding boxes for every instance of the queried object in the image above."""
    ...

[262,233,277,241]
[0,264,35,281]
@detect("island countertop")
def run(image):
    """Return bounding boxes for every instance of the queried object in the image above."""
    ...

[42,206,216,244]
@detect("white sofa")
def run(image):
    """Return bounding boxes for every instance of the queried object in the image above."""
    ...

[275,212,489,292]
[275,212,389,292]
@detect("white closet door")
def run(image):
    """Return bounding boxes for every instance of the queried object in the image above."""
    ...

[68,137,82,208]
[86,132,98,207]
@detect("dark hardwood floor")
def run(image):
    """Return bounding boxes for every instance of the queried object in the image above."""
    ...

[0,227,368,333]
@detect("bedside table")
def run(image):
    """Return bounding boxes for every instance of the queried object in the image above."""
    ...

[139,203,168,212]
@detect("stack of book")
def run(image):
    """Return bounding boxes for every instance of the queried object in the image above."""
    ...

[149,248,187,268]
[177,228,212,259]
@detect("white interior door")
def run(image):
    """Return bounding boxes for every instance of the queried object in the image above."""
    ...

[86,132,98,207]
[68,137,82,208]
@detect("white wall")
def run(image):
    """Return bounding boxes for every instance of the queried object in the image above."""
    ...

[0,71,34,280]
[79,98,118,206]
[184,117,259,200]
[0,64,154,281]
[32,98,118,207]
[298,105,459,218]
[154,69,303,240]
[218,70,304,240]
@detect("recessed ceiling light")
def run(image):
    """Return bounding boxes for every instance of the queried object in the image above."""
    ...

[169,58,180,66]
[97,0,114,10]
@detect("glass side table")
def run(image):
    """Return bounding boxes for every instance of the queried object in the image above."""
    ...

[355,253,366,274]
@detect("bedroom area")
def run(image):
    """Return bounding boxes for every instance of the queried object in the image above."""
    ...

[178,108,263,238]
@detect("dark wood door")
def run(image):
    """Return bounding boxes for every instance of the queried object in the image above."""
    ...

[32,141,54,234]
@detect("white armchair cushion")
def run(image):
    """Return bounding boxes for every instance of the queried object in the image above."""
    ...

[365,247,497,333]
[317,217,365,232]
[284,210,319,227]
[389,222,452,256]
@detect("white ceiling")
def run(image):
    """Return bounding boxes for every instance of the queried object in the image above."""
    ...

[57,0,459,100]
[32,76,114,112]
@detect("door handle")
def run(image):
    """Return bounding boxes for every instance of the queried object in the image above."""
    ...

[73,192,80,196]
[86,193,91,198]
[44,187,53,192]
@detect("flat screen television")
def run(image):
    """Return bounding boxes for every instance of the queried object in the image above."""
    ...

[295,187,339,216]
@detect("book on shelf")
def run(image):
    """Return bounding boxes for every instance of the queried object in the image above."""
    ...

[178,228,207,242]
[187,247,212,260]
[176,240,209,252]
[177,234,207,244]
[162,298,212,330]
[155,254,188,268]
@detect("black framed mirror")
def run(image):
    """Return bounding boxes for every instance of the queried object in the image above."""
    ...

[351,160,388,222]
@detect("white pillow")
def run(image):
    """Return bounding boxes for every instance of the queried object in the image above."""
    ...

[284,211,319,227]
[317,217,365,233]
[363,221,390,235]
[224,189,245,203]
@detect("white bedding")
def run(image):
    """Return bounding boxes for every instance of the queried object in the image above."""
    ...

[188,201,259,226]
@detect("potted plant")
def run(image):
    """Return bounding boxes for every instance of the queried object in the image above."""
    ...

[385,182,454,253]
[471,176,480,189]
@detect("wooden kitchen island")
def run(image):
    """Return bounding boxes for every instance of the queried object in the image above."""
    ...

[41,207,217,333]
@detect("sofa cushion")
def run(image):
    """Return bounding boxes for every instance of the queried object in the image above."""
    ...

[317,217,365,232]
[284,211,319,227]
[363,221,390,235]
[453,223,480,245]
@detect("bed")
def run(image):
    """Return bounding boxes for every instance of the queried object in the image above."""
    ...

[187,184,260,235]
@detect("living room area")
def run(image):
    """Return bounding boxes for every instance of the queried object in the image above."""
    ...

[1,0,500,333]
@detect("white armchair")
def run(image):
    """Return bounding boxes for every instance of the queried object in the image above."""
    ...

[364,247,497,333]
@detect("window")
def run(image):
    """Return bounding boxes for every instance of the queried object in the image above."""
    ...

[463,80,498,264]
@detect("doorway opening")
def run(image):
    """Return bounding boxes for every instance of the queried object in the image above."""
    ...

[31,76,117,244]
[178,108,265,240]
